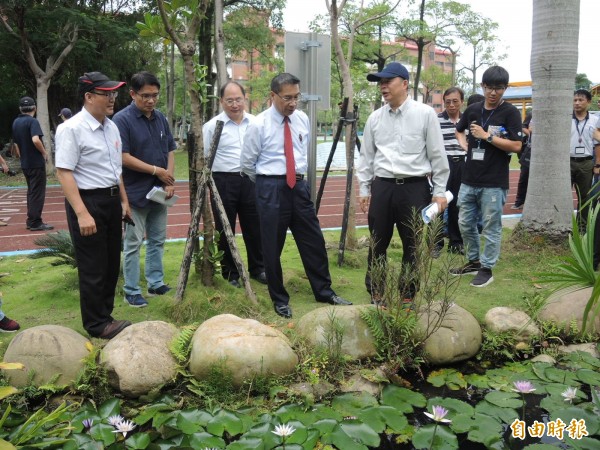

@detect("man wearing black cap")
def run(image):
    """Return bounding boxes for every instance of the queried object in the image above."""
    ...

[357,62,449,306]
[59,108,72,122]
[11,96,53,231]
[55,71,133,340]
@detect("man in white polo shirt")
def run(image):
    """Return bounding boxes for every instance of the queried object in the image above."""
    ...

[55,71,133,340]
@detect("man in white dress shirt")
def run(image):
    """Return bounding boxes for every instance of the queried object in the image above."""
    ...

[241,73,351,319]
[357,62,449,306]
[203,81,266,288]
[55,71,133,340]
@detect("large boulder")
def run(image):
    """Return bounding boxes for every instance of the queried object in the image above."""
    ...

[101,321,178,398]
[539,286,600,332]
[416,302,482,365]
[484,307,540,339]
[296,305,377,360]
[3,325,90,387]
[189,314,298,387]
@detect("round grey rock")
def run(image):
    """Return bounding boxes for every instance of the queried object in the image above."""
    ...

[101,321,178,398]
[484,307,540,339]
[3,325,90,387]
[188,314,298,387]
[296,305,377,360]
[416,302,482,365]
[540,286,600,332]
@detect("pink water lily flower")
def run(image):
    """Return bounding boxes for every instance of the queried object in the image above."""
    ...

[424,405,451,424]
[512,380,536,394]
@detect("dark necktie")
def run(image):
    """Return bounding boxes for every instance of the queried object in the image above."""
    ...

[284,116,296,189]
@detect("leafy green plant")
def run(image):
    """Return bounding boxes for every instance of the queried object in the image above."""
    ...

[541,203,600,334]
[29,230,77,268]
[170,323,199,365]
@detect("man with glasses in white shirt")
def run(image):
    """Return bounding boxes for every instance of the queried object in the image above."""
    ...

[203,81,266,288]
[56,71,133,340]
[241,73,351,319]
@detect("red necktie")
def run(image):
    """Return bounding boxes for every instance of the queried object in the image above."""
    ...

[284,116,296,189]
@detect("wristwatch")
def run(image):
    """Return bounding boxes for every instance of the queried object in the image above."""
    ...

[486,134,494,143]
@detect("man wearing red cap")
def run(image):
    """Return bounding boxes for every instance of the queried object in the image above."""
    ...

[55,71,133,340]
[357,62,449,306]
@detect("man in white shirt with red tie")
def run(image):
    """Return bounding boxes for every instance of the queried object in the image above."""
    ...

[241,72,351,319]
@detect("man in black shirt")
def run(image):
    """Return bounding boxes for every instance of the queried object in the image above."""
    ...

[450,66,523,287]
[11,97,54,231]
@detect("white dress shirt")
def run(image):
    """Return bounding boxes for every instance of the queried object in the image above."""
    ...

[241,106,309,180]
[357,97,449,197]
[203,111,254,172]
[570,112,599,157]
[55,107,122,189]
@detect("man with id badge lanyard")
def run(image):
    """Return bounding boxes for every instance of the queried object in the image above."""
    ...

[450,66,523,287]
[569,89,598,230]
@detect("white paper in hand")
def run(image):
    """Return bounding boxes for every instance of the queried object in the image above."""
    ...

[146,186,179,207]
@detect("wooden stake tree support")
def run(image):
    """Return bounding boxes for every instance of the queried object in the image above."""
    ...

[175,120,257,303]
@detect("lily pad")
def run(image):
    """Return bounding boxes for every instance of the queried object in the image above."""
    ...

[576,369,600,386]
[485,391,524,409]
[188,432,225,449]
[321,421,379,450]
[543,367,580,386]
[427,369,467,390]
[331,392,379,416]
[550,406,600,435]
[475,400,518,424]
[381,385,427,413]
[125,432,152,450]
[206,409,243,437]
[357,405,408,434]
[412,424,458,450]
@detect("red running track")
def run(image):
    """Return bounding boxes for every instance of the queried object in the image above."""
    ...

[0,171,533,254]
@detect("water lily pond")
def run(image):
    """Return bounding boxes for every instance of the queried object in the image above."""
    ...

[1,350,599,449]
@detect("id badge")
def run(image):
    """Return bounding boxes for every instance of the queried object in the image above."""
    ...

[472,147,485,161]
[574,146,585,155]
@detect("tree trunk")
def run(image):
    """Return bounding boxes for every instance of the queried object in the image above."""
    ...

[520,0,579,239]
[330,0,357,250]
[412,0,426,100]
[214,0,228,89]
[35,78,54,172]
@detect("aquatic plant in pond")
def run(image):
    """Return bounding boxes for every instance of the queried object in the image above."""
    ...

[1,352,599,449]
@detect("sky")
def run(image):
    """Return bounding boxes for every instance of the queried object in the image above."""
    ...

[283,0,598,84]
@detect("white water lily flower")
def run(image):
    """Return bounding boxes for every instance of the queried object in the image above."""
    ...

[107,414,124,427]
[424,405,451,424]
[512,380,536,394]
[272,423,296,437]
[561,387,578,403]
[112,419,136,438]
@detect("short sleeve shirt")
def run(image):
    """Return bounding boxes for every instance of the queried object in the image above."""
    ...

[12,114,45,169]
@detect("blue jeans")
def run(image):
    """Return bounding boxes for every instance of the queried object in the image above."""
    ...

[0,298,5,321]
[457,184,507,269]
[123,202,168,295]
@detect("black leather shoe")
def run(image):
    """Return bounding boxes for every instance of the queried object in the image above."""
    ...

[229,279,241,288]
[273,303,292,318]
[318,294,353,306]
[29,223,54,231]
[251,272,268,284]
[98,320,131,339]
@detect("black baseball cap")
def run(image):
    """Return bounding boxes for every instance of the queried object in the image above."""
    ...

[19,96,36,107]
[78,71,125,94]
[59,108,72,119]
[367,62,410,82]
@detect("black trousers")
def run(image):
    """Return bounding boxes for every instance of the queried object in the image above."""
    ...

[446,156,465,248]
[366,177,431,299]
[22,167,47,228]
[65,190,122,337]
[514,165,530,206]
[255,176,334,306]
[211,172,264,280]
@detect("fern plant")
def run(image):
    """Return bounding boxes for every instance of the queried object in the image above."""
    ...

[29,231,77,268]
[170,323,199,365]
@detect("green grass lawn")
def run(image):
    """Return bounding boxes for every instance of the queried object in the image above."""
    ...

[0,226,565,357]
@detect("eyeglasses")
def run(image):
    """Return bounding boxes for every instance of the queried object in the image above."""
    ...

[223,97,245,106]
[483,85,507,93]
[274,93,301,103]
[90,91,118,99]
[136,92,160,101]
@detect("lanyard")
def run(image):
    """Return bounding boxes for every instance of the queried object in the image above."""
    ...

[575,117,588,144]
[481,105,498,129]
